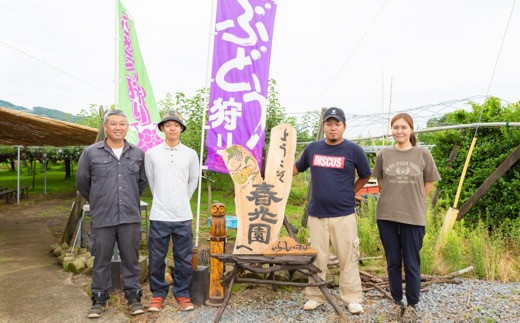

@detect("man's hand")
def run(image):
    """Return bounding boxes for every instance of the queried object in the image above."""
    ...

[354,176,371,194]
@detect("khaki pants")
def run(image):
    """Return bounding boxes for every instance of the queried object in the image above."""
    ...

[305,213,363,304]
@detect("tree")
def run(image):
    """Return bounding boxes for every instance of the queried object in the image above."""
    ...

[421,97,520,227]
[295,110,320,143]
[0,146,17,171]
[265,79,291,144]
[157,89,207,161]
[76,104,112,128]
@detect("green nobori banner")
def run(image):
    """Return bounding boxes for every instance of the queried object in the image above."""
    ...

[118,0,163,151]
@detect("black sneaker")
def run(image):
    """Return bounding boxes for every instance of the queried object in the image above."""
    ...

[128,300,145,315]
[87,302,108,318]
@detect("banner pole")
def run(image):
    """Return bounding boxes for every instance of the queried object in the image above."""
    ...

[195,0,217,248]
[114,0,119,109]
[17,146,21,204]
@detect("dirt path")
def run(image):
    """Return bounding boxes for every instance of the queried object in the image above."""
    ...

[0,193,127,322]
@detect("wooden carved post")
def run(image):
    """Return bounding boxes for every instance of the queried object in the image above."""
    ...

[222,124,297,255]
[192,248,198,271]
[207,202,227,307]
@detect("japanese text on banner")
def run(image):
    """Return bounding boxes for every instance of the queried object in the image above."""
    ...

[205,0,277,173]
[118,1,163,152]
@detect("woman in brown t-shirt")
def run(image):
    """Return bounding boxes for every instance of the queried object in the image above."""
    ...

[373,113,440,320]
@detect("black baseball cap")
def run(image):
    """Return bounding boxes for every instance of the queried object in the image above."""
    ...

[158,111,186,132]
[323,107,346,123]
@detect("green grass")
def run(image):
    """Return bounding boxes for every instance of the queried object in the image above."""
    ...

[358,196,382,256]
[352,194,520,281]
[232,284,246,293]
[442,226,467,271]
[0,162,76,194]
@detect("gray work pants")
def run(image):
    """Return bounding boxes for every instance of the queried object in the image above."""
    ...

[90,223,142,302]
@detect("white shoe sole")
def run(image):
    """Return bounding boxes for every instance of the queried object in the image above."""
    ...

[130,309,145,315]
[87,304,108,318]
[303,302,324,310]
[347,307,364,314]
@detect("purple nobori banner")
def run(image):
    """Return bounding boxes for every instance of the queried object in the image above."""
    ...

[205,0,277,173]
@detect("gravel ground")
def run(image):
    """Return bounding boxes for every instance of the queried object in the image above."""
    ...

[150,278,520,322]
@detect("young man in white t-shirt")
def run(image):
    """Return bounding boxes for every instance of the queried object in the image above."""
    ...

[144,111,199,312]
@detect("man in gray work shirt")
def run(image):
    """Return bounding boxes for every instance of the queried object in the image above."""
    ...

[76,109,147,318]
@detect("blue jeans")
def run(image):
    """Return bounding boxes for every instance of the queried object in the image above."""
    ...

[148,220,193,298]
[377,220,425,306]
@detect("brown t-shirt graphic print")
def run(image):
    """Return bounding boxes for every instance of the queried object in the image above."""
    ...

[373,146,440,226]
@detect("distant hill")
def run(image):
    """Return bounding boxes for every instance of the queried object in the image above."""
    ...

[32,106,80,123]
[0,99,80,123]
[0,100,31,112]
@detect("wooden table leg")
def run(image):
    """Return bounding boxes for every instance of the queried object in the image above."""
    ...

[269,264,278,292]
[214,268,238,323]
[311,272,347,321]
[7,192,14,204]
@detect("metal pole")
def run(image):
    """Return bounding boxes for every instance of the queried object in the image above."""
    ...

[114,0,119,109]
[301,108,325,228]
[194,0,217,249]
[43,155,47,195]
[381,68,385,146]
[111,0,122,291]
[385,77,393,141]
[350,122,520,142]
[17,146,21,204]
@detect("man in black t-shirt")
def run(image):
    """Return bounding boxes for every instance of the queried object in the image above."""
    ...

[293,107,371,314]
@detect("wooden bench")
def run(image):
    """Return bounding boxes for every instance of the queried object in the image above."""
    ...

[0,189,16,204]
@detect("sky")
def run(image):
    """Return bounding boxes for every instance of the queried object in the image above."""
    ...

[1,0,519,121]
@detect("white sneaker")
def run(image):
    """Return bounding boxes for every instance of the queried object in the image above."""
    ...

[347,302,364,314]
[303,300,324,310]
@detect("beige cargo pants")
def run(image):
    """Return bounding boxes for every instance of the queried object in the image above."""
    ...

[305,213,363,304]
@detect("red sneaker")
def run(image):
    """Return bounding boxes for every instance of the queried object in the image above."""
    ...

[175,297,194,311]
[148,296,164,312]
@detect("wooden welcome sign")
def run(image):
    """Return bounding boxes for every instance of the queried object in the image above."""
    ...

[222,124,299,255]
